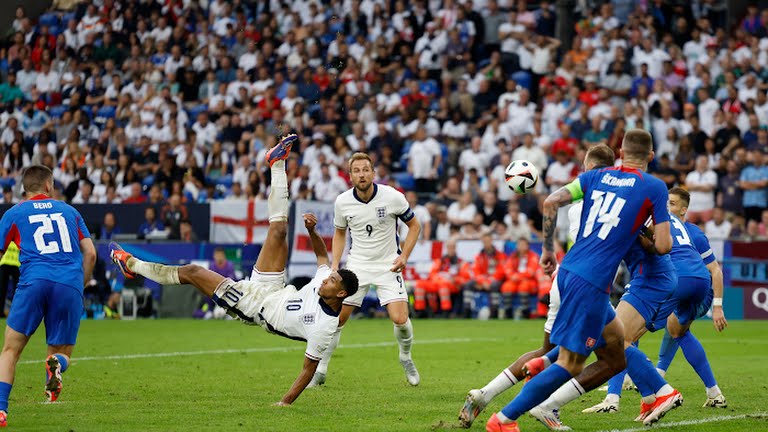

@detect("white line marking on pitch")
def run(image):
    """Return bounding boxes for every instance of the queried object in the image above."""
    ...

[17,337,498,365]
[597,412,768,432]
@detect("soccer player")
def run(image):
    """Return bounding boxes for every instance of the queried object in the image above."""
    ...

[485,130,673,432]
[458,144,615,428]
[110,135,360,405]
[309,152,422,387]
[0,165,97,427]
[585,187,727,413]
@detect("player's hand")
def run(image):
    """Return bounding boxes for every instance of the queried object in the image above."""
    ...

[391,255,407,273]
[712,307,728,332]
[540,249,557,276]
[303,213,318,231]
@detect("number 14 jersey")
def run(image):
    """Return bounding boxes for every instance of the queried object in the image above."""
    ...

[0,194,90,291]
[561,166,670,292]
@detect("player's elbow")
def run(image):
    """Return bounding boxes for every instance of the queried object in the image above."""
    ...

[655,236,672,255]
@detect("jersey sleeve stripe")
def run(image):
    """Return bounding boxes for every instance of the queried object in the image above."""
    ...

[77,217,85,241]
[700,249,713,260]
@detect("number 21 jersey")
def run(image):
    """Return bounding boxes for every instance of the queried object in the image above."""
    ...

[561,167,670,291]
[0,195,91,291]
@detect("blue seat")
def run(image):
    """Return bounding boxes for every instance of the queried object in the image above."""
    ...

[80,105,93,119]
[39,13,59,28]
[510,71,532,91]
[94,105,116,127]
[186,104,208,126]
[49,105,67,119]
[61,12,76,26]
[48,25,61,36]
[392,172,415,191]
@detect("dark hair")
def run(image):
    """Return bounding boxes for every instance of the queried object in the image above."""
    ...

[669,187,690,207]
[337,268,359,298]
[21,165,53,193]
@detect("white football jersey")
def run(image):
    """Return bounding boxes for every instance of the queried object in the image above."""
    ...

[567,201,583,243]
[258,266,338,361]
[334,184,414,270]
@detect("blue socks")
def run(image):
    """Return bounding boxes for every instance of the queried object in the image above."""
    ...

[657,330,679,372]
[544,346,560,364]
[607,369,627,396]
[625,345,666,396]
[675,332,717,388]
[0,382,11,412]
[53,354,69,373]
[500,364,572,420]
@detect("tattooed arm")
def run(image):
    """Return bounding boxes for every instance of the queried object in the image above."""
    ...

[540,186,577,275]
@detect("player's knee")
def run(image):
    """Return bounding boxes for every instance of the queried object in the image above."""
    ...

[179,264,201,280]
[667,325,686,339]
[390,310,408,325]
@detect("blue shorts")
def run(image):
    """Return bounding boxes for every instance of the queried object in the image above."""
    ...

[674,276,713,326]
[550,269,614,357]
[620,272,678,332]
[7,281,83,345]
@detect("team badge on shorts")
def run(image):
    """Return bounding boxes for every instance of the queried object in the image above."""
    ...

[376,206,387,223]
[586,337,596,349]
[302,314,316,325]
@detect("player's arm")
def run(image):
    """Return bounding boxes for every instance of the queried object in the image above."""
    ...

[277,355,319,406]
[331,199,347,271]
[303,213,329,267]
[393,215,421,273]
[540,180,580,274]
[80,237,97,286]
[706,260,727,331]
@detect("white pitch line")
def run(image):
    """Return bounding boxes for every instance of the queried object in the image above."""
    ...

[597,412,768,432]
[17,337,497,365]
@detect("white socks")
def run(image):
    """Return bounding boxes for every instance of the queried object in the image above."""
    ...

[656,384,674,397]
[540,378,585,411]
[317,326,343,375]
[541,355,552,368]
[605,393,620,404]
[394,319,413,361]
[128,257,180,285]
[656,367,666,378]
[268,160,289,222]
[481,369,518,402]
[706,385,722,399]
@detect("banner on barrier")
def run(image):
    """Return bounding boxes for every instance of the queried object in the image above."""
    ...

[292,200,336,263]
[210,200,270,243]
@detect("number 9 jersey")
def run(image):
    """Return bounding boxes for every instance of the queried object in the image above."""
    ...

[0,194,91,291]
[333,183,414,270]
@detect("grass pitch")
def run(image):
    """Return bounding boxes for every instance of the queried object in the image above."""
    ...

[5,319,768,431]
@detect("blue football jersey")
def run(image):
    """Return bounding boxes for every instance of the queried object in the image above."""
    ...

[685,221,717,266]
[561,166,670,291]
[669,214,710,280]
[0,195,91,290]
[622,240,676,279]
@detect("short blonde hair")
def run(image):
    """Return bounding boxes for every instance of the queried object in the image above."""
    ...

[348,152,373,172]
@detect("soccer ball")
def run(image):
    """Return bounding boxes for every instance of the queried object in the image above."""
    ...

[505,160,539,194]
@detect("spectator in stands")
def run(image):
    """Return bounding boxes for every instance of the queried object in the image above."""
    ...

[311,163,348,202]
[408,127,442,194]
[463,233,506,318]
[161,194,189,240]
[400,191,431,241]
[98,212,121,240]
[497,237,542,319]
[433,206,451,241]
[740,149,768,222]
[718,159,744,217]
[447,191,477,226]
[137,207,166,239]
[71,181,95,204]
[476,191,504,226]
[413,239,471,317]
[686,155,718,223]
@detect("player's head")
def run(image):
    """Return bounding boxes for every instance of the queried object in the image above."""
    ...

[584,144,615,171]
[21,165,54,195]
[319,268,359,300]
[619,128,654,166]
[668,186,690,219]
[348,152,375,192]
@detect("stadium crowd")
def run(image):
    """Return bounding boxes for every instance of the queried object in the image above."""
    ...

[0,0,766,317]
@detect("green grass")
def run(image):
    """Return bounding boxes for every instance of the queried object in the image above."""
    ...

[4,319,768,431]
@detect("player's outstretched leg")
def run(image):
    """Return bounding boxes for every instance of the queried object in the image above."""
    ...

[387,302,419,386]
[44,353,69,402]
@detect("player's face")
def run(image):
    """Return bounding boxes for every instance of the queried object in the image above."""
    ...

[667,194,687,219]
[350,160,374,192]
[319,272,346,298]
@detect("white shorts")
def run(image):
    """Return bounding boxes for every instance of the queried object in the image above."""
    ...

[213,269,286,325]
[543,269,561,334]
[343,266,407,307]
